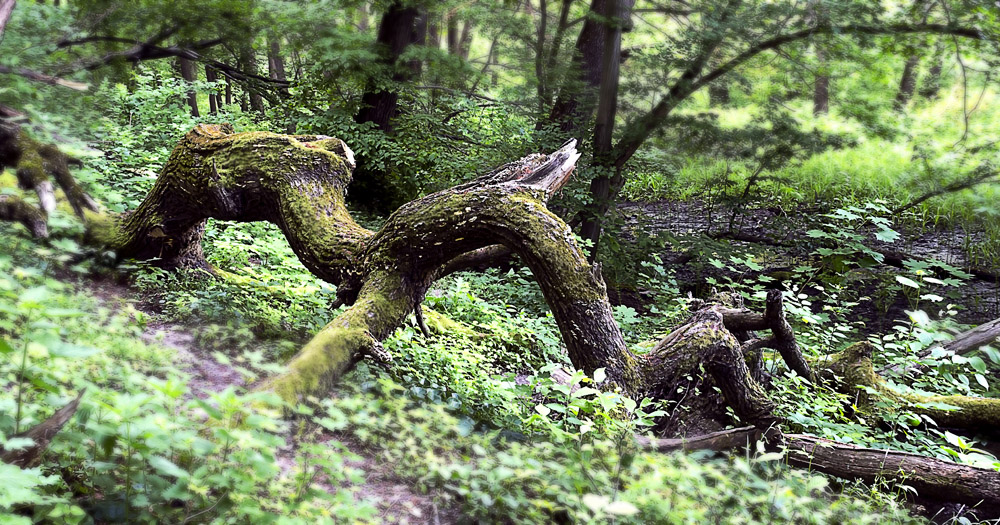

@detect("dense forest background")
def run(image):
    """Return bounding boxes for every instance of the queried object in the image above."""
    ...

[2,0,1000,523]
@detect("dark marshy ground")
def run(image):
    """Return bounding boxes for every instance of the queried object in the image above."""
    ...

[618,199,1000,333]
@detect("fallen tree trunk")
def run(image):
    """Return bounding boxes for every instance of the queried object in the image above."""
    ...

[640,427,1000,515]
[880,315,1000,375]
[3,123,999,515]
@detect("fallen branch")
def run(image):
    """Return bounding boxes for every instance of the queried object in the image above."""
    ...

[640,428,1000,514]
[1,390,85,468]
[0,65,89,91]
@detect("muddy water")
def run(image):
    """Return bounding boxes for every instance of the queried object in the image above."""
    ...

[617,200,1000,328]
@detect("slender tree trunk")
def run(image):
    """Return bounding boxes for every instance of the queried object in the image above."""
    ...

[547,0,607,133]
[919,43,945,99]
[352,1,420,211]
[409,10,428,75]
[458,20,473,60]
[358,2,369,31]
[225,73,233,106]
[239,46,265,114]
[267,36,290,98]
[428,15,440,49]
[0,0,16,39]
[813,49,829,115]
[205,65,219,114]
[579,0,631,258]
[178,57,200,118]
[894,54,920,110]
[446,13,459,55]
[355,2,418,133]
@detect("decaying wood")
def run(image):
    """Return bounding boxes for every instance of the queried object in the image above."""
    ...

[3,123,999,514]
[880,315,1000,375]
[640,427,1000,515]
[1,390,85,468]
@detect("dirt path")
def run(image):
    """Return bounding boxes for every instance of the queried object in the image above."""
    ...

[87,276,460,524]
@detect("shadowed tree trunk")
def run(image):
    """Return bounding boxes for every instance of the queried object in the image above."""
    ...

[547,0,607,134]
[813,49,829,115]
[206,65,219,114]
[178,57,200,117]
[919,44,945,99]
[239,46,265,114]
[267,35,289,98]
[579,0,630,261]
[457,20,473,60]
[352,1,420,212]
[894,53,921,110]
[446,13,459,55]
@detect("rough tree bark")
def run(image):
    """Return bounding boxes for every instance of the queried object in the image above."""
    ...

[206,65,219,114]
[3,123,1000,514]
[894,54,921,111]
[0,0,15,39]
[0,111,98,232]
[352,1,422,212]
[178,56,200,117]
[813,48,829,115]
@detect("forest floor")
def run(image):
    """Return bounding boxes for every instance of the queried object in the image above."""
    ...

[88,275,461,525]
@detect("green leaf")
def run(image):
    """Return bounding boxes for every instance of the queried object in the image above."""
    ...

[0,338,14,355]
[17,286,48,305]
[571,387,600,398]
[604,500,639,516]
[875,228,900,242]
[895,276,920,288]
[49,342,101,359]
[149,456,188,479]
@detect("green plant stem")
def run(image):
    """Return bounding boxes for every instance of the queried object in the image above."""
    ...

[14,311,32,434]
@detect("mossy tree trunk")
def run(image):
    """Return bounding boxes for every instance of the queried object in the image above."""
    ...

[4,122,1000,513]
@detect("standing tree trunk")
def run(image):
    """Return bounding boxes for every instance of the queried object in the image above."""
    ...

[428,15,440,49]
[352,1,420,212]
[267,36,289,98]
[894,54,920,111]
[446,13,459,55]
[178,57,200,117]
[358,2,369,31]
[457,20,473,60]
[0,0,16,39]
[205,66,219,114]
[813,49,829,115]
[919,43,945,99]
[409,10,429,75]
[224,72,233,106]
[239,46,265,114]
[547,0,607,134]
[579,0,632,258]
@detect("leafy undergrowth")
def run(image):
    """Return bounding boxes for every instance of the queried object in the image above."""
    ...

[3,212,998,524]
